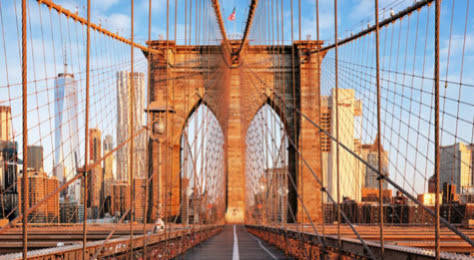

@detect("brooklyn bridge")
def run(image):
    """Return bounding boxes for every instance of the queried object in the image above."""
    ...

[0,0,473,259]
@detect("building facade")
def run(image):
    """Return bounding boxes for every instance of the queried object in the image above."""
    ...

[18,170,59,223]
[111,180,130,218]
[361,137,389,189]
[88,128,102,217]
[439,142,472,194]
[27,145,43,172]
[323,89,363,202]
[0,106,12,141]
[54,73,79,189]
[116,71,146,181]
[103,135,115,199]
[0,141,18,219]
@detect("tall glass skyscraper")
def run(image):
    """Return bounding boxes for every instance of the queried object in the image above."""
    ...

[54,73,79,196]
[116,71,145,181]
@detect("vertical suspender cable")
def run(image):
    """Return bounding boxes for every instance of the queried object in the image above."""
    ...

[333,0,341,248]
[434,0,441,259]
[316,0,325,240]
[164,0,170,251]
[143,0,152,257]
[83,0,91,259]
[298,0,301,41]
[129,0,135,258]
[290,0,298,227]
[374,0,385,258]
[175,0,177,41]
[21,0,28,258]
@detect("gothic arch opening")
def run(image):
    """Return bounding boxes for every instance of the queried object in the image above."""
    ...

[180,103,225,224]
[245,104,289,224]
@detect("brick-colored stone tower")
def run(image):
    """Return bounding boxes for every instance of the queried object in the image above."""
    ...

[146,40,325,224]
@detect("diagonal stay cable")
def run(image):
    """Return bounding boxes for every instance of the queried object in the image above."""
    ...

[243,68,329,252]
[37,0,157,54]
[243,65,474,248]
[0,115,161,235]
[234,0,259,57]
[210,0,232,55]
[316,0,433,53]
[243,66,380,259]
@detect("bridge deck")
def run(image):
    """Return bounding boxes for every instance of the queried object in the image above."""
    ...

[178,225,290,260]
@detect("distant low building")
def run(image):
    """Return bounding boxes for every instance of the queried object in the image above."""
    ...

[361,187,392,203]
[417,193,442,206]
[18,170,59,223]
[60,200,80,223]
[111,180,130,219]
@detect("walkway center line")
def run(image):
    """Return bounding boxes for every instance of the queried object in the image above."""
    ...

[232,225,240,260]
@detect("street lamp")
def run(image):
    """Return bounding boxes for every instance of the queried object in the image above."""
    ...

[145,101,175,141]
[144,101,175,221]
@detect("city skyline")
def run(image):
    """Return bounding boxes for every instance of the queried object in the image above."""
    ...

[0,0,472,257]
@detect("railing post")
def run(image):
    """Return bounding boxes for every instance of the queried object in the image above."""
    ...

[374,0,385,258]
[434,0,441,259]
[21,0,28,258]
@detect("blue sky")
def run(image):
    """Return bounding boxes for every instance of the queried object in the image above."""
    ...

[36,0,430,44]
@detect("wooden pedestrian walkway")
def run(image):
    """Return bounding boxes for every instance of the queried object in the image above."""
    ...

[176,225,291,260]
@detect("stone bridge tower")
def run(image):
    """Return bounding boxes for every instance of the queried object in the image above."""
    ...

[145,40,325,224]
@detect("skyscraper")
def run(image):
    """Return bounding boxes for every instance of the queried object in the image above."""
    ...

[439,142,472,194]
[0,106,12,141]
[103,135,115,198]
[88,128,102,215]
[116,71,146,181]
[54,73,79,185]
[323,89,363,202]
[27,145,43,172]
[0,106,14,203]
[0,141,18,193]
[320,96,331,191]
[89,129,102,163]
[361,136,389,189]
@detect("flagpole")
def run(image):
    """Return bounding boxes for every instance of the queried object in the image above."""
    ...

[233,0,235,37]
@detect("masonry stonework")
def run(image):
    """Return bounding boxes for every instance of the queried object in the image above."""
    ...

[147,40,325,224]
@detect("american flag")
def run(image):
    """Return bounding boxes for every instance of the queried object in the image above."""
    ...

[227,7,236,21]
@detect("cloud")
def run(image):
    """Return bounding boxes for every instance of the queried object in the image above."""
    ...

[101,13,132,34]
[137,0,173,14]
[441,33,474,58]
[53,0,119,13]
[92,0,120,11]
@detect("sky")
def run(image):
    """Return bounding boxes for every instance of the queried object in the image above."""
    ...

[0,0,473,197]
[33,0,432,45]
